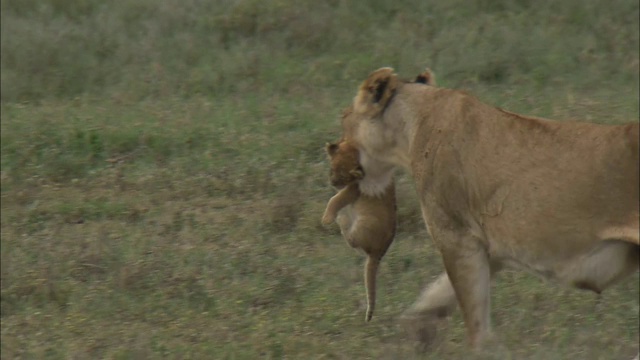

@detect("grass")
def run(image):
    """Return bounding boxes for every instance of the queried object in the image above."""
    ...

[1,0,639,359]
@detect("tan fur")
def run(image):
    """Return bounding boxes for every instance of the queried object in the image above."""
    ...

[339,67,640,349]
[413,67,437,86]
[322,141,397,322]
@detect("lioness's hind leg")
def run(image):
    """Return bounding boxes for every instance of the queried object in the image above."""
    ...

[401,260,501,323]
[399,271,457,349]
[400,257,499,349]
[402,272,457,320]
[566,240,639,293]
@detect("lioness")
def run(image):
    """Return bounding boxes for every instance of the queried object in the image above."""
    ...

[338,67,639,349]
[321,140,397,322]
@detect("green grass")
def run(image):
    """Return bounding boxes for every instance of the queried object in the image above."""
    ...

[1,0,639,359]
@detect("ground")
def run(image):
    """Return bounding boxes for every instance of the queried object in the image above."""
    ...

[1,0,638,358]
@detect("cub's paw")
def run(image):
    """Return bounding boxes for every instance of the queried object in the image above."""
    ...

[321,212,336,225]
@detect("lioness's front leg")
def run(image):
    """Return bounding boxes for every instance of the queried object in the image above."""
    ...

[402,193,497,348]
[438,233,493,348]
[403,262,501,320]
[402,247,497,348]
[321,183,359,225]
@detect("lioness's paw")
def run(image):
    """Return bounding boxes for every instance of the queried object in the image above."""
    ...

[398,314,439,352]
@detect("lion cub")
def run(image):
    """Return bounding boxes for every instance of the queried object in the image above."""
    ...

[322,140,397,322]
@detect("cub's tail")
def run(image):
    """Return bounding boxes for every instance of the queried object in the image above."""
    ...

[365,256,381,322]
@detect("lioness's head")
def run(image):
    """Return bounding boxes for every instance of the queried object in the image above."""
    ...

[339,67,438,195]
[351,67,435,117]
[343,67,437,151]
[325,141,364,189]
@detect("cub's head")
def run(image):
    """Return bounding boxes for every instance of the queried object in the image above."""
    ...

[325,141,364,189]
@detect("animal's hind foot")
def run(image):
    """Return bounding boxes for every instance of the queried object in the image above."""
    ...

[398,313,440,352]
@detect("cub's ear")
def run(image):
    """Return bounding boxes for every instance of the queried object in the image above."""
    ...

[414,68,437,86]
[325,142,339,156]
[354,67,398,116]
[349,167,364,180]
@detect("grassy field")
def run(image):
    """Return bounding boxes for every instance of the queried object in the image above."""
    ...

[1,0,639,359]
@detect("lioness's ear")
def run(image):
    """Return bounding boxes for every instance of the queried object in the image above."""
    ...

[354,67,398,116]
[325,142,338,156]
[414,68,437,86]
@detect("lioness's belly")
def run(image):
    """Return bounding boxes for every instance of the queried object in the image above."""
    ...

[491,238,639,293]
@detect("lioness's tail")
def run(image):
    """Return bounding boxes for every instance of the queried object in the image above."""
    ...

[365,256,381,322]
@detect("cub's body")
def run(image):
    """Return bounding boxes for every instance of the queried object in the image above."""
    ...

[322,141,397,321]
